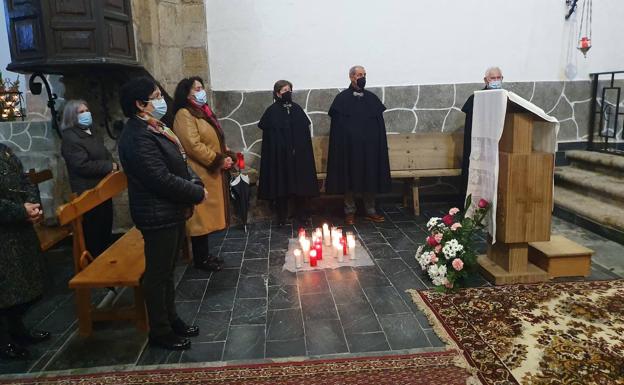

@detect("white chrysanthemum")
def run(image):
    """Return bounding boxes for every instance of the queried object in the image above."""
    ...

[426,217,441,230]
[417,250,433,270]
[428,264,448,286]
[442,239,463,259]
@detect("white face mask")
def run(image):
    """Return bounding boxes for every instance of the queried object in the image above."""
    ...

[193,89,207,105]
[488,80,503,89]
[148,97,168,119]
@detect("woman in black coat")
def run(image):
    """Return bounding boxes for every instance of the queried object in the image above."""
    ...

[258,80,319,225]
[60,100,118,257]
[118,77,206,351]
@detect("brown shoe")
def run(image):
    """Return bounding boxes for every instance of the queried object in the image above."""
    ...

[345,214,355,225]
[365,214,385,223]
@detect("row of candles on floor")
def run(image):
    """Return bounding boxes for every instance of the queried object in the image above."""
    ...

[293,224,357,268]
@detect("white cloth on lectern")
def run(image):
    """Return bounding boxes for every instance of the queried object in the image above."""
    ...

[466,89,559,242]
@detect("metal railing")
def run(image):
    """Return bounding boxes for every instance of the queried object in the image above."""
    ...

[588,70,624,155]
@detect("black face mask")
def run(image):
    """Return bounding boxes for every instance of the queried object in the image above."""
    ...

[356,77,366,90]
[280,91,292,103]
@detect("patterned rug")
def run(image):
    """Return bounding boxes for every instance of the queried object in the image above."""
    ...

[1,351,481,385]
[409,280,624,385]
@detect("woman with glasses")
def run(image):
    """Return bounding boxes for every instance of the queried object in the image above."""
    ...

[118,77,206,351]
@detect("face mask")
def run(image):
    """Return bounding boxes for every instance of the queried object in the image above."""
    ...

[77,111,92,127]
[488,80,502,89]
[193,89,207,105]
[280,91,292,103]
[149,97,168,120]
[356,77,366,90]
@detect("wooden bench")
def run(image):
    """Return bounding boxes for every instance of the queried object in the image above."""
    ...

[312,133,463,215]
[57,171,148,337]
[26,169,72,251]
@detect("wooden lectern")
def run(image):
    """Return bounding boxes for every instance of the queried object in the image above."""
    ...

[477,104,553,285]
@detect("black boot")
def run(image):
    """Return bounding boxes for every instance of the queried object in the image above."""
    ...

[171,318,199,337]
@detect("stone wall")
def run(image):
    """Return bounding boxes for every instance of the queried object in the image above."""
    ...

[131,0,210,95]
[212,80,619,197]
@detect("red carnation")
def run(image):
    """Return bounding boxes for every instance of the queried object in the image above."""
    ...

[442,214,454,226]
[478,199,489,209]
[426,236,438,247]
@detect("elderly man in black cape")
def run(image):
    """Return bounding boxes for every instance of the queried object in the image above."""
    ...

[326,65,391,225]
[258,80,319,226]
[459,66,504,200]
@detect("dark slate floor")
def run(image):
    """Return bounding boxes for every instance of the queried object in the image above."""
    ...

[1,203,622,376]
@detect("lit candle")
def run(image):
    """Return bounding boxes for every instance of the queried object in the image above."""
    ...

[301,239,310,263]
[315,228,322,240]
[334,240,344,262]
[322,224,331,246]
[298,228,306,239]
[314,241,323,260]
[347,233,356,259]
[309,249,318,267]
[341,236,347,256]
[294,248,303,269]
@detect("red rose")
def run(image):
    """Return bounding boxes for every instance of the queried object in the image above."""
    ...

[442,214,454,226]
[426,236,438,247]
[478,199,489,209]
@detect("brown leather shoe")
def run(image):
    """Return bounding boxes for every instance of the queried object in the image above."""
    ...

[365,213,385,223]
[345,214,355,225]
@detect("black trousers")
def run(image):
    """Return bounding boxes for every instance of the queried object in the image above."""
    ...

[0,301,33,344]
[83,199,113,258]
[140,223,185,337]
[191,234,210,264]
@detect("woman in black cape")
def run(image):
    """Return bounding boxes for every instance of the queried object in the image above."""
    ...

[258,80,319,225]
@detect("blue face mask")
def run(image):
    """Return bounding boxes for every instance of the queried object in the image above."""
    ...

[149,97,168,120]
[77,111,92,127]
[488,80,503,89]
[193,89,207,105]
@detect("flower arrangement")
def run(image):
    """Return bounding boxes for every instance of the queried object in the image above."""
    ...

[416,195,490,291]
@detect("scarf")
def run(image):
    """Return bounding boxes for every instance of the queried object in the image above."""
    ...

[137,113,187,160]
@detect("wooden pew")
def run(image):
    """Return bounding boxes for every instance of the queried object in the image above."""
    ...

[57,171,148,337]
[26,169,72,251]
[312,133,463,215]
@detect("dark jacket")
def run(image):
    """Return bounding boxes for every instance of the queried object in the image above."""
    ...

[118,116,205,231]
[0,143,44,308]
[61,126,114,194]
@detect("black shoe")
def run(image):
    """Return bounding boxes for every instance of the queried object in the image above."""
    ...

[0,343,30,360]
[194,258,223,272]
[10,329,50,345]
[206,254,224,264]
[149,333,191,350]
[171,318,200,337]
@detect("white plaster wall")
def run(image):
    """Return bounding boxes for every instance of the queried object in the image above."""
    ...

[205,0,624,91]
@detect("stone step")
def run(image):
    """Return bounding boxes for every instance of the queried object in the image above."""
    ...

[554,185,624,234]
[554,166,624,206]
[565,150,624,178]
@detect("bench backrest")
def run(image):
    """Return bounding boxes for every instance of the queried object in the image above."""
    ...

[312,132,463,175]
[56,171,127,273]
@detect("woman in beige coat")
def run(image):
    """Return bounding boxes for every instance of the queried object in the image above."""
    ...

[173,77,235,272]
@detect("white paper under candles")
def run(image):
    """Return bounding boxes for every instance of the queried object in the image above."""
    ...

[294,248,303,268]
[301,239,310,263]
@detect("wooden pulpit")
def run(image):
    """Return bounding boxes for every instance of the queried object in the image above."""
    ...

[477,101,553,285]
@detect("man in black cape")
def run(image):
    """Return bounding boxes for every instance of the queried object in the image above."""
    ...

[460,66,504,200]
[326,65,391,225]
[258,80,319,225]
